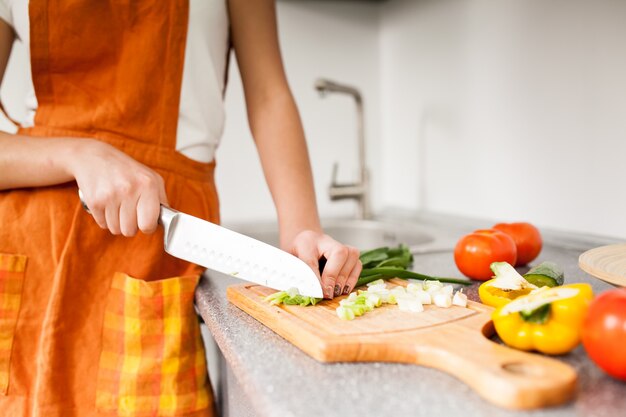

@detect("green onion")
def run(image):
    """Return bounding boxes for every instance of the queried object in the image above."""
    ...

[357,244,471,287]
[263,288,322,306]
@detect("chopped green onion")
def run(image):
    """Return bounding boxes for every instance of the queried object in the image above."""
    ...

[366,278,386,287]
[336,306,356,320]
[397,295,424,313]
[452,290,468,307]
[433,291,452,308]
[263,288,322,307]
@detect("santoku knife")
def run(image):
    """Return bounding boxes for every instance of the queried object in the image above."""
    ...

[78,190,324,297]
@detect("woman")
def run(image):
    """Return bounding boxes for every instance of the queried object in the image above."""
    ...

[0,1,362,416]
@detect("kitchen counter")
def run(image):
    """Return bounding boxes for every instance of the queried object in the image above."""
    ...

[194,213,626,417]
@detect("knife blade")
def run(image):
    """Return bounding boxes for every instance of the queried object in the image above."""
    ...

[160,206,324,297]
[78,190,324,297]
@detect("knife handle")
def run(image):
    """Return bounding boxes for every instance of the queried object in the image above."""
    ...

[77,188,179,230]
[77,189,92,214]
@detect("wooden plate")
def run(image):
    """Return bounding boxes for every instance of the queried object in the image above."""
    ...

[579,244,626,287]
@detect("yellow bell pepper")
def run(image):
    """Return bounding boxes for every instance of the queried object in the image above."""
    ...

[479,279,534,308]
[492,283,593,355]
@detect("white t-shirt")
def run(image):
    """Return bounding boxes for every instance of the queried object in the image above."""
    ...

[0,0,230,163]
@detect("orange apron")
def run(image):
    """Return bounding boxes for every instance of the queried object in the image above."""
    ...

[0,1,219,416]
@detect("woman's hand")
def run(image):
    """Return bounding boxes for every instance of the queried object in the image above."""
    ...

[67,139,168,236]
[285,230,362,299]
[0,136,167,237]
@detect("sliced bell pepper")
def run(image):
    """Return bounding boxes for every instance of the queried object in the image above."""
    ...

[479,279,534,308]
[478,262,537,308]
[492,283,593,355]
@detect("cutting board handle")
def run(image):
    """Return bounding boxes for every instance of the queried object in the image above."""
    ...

[416,325,577,409]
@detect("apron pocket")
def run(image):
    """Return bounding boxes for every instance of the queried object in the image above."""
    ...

[0,253,27,395]
[96,272,211,416]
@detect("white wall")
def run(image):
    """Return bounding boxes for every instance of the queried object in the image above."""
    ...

[380,0,626,239]
[216,1,381,224]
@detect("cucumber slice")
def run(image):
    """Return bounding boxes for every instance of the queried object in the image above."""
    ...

[523,262,564,287]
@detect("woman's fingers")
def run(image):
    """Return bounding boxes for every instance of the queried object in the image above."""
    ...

[345,255,363,294]
[104,202,122,235]
[157,177,169,206]
[319,240,350,298]
[119,195,139,237]
[86,196,108,230]
[321,242,362,297]
[97,189,163,237]
[331,246,358,296]
[91,210,108,230]
[338,246,361,294]
[105,186,164,237]
[136,189,161,234]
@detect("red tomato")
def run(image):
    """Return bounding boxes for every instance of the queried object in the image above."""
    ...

[493,222,542,266]
[454,229,517,281]
[582,288,626,381]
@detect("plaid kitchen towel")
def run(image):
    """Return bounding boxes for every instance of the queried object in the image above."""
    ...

[96,272,210,416]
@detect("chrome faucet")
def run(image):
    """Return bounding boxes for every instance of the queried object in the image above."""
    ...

[314,78,371,219]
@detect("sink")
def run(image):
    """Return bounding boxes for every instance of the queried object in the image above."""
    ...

[320,219,434,250]
[229,219,440,252]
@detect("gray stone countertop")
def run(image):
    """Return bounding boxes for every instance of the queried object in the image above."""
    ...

[194,213,626,417]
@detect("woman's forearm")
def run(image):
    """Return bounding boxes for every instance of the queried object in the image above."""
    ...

[248,91,322,248]
[0,132,82,189]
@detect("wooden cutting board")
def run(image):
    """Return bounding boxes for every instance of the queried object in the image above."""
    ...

[227,279,577,410]
[579,244,626,287]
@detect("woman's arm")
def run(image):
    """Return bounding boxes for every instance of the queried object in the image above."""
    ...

[0,19,166,236]
[229,0,362,298]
